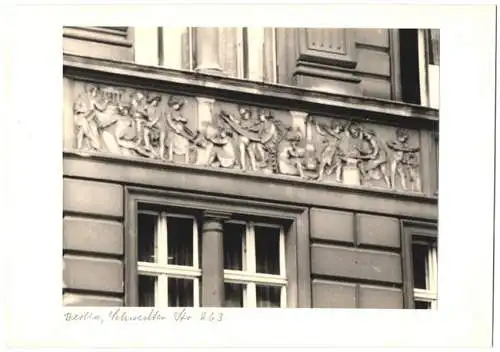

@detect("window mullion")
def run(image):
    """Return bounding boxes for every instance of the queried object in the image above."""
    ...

[193,218,199,269]
[425,244,431,290]
[157,274,169,308]
[279,226,286,277]
[246,223,257,307]
[193,279,200,307]
[417,28,430,106]
[279,226,287,307]
[158,212,168,265]
[430,245,438,294]
[247,283,257,308]
[247,223,256,273]
[193,218,200,307]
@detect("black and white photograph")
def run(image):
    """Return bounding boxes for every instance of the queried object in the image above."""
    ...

[2,3,496,349]
[62,26,440,309]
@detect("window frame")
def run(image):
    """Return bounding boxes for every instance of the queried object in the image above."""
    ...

[125,186,311,308]
[223,220,287,307]
[137,210,201,307]
[401,219,438,309]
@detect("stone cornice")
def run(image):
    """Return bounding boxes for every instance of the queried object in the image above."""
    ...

[63,54,439,130]
[63,150,438,221]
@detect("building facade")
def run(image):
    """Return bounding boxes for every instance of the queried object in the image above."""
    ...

[62,27,439,309]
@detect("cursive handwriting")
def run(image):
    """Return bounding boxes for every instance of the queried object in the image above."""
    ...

[63,308,224,324]
[64,311,104,324]
[109,308,168,322]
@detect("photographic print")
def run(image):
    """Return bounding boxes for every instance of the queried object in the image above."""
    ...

[61,27,440,309]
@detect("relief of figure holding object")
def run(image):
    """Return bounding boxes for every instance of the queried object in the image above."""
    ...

[141,96,162,157]
[128,91,150,148]
[386,128,420,191]
[219,107,279,172]
[73,84,110,152]
[403,151,421,192]
[278,126,306,178]
[165,96,204,163]
[204,123,236,168]
[314,120,345,182]
[359,129,391,188]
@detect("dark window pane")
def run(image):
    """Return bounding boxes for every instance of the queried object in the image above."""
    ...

[138,275,156,307]
[167,217,194,266]
[138,213,157,263]
[255,225,280,275]
[256,285,281,308]
[412,243,428,289]
[223,222,245,270]
[224,283,244,307]
[415,300,431,309]
[168,278,194,307]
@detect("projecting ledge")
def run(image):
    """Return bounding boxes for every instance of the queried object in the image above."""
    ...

[63,151,438,221]
[63,54,438,128]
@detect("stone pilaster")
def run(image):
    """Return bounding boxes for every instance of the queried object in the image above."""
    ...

[201,211,231,307]
[194,27,223,75]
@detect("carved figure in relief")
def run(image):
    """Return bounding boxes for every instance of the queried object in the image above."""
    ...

[278,126,306,177]
[314,120,345,182]
[405,152,421,192]
[386,128,420,191]
[70,84,423,194]
[219,107,284,172]
[358,129,391,188]
[128,91,149,148]
[141,96,162,157]
[73,84,110,151]
[204,123,236,168]
[165,96,205,163]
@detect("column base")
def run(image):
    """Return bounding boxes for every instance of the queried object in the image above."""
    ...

[293,64,362,96]
[195,65,227,77]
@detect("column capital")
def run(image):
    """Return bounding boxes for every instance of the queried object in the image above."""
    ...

[196,96,216,105]
[203,210,232,221]
[289,110,309,120]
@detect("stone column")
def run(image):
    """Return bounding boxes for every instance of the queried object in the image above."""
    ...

[247,27,265,81]
[201,211,230,307]
[133,27,160,66]
[160,27,185,69]
[194,27,223,75]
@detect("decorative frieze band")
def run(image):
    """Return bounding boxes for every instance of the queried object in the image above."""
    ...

[69,82,422,193]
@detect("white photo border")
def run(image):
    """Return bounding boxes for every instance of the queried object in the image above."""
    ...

[2,3,496,349]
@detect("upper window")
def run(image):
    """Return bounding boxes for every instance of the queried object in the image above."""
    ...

[402,221,438,309]
[398,28,439,107]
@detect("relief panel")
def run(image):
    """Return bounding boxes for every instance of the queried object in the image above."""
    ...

[66,81,422,194]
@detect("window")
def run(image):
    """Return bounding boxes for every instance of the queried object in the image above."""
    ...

[125,187,310,308]
[137,209,201,307]
[223,221,287,307]
[412,236,438,309]
[397,28,439,107]
[401,221,438,309]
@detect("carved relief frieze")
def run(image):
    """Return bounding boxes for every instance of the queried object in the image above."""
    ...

[68,82,422,193]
